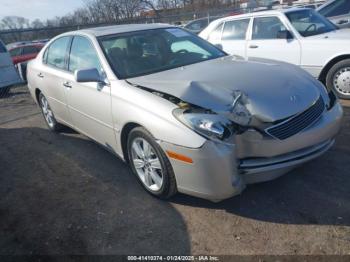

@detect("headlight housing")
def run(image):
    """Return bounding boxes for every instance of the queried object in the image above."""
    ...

[173,91,251,143]
[173,109,236,143]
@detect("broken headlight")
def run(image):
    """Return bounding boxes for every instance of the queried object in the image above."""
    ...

[173,109,235,143]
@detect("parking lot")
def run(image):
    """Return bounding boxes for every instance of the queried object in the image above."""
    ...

[0,85,350,255]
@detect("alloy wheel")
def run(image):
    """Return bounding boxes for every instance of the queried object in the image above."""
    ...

[131,137,164,192]
[40,95,55,128]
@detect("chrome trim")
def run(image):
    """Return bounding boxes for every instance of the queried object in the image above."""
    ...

[265,96,325,140]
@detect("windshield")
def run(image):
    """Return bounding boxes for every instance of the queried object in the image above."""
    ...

[286,9,337,37]
[99,28,226,79]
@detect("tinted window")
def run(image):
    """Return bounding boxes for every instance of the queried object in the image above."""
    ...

[222,19,250,40]
[252,17,287,40]
[100,28,226,79]
[68,36,102,73]
[319,0,350,17]
[286,9,337,37]
[208,23,223,41]
[46,37,70,69]
[9,47,22,56]
[0,41,6,53]
[186,20,206,31]
[22,46,38,55]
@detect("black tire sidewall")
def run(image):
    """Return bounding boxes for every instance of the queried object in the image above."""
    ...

[326,59,350,99]
[127,127,175,198]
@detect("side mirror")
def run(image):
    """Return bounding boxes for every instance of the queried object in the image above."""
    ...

[215,43,223,50]
[75,68,103,83]
[277,30,293,40]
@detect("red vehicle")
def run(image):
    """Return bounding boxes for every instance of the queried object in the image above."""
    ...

[8,43,44,65]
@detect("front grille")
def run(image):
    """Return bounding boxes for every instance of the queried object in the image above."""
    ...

[266,96,325,140]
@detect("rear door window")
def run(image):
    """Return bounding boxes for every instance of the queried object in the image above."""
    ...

[46,36,71,69]
[222,19,250,40]
[9,47,22,56]
[22,46,39,55]
[208,23,224,41]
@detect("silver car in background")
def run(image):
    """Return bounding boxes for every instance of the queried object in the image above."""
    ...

[27,24,343,201]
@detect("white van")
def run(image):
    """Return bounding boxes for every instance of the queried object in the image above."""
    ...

[0,39,21,94]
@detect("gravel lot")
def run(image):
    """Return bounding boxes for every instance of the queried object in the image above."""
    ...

[0,85,350,255]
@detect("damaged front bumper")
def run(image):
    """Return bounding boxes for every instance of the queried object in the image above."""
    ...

[159,100,343,202]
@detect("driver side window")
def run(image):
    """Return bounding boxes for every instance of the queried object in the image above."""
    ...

[252,17,287,40]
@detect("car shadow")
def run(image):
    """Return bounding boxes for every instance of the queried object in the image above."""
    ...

[0,87,27,99]
[172,102,350,227]
[0,127,190,255]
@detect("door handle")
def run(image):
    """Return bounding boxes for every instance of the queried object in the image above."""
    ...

[249,44,259,49]
[337,19,349,25]
[37,72,44,78]
[63,81,72,88]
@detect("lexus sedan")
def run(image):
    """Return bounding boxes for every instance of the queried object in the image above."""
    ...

[27,24,343,202]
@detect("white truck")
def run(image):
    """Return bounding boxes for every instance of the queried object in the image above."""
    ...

[200,8,350,99]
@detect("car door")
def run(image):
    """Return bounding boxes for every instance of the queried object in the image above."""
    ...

[220,18,251,58]
[64,35,116,149]
[318,0,350,28]
[39,36,72,124]
[246,16,301,65]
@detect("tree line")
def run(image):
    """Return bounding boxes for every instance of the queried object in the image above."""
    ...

[0,0,240,30]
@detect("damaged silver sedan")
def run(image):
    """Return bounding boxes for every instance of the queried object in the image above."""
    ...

[27,24,343,201]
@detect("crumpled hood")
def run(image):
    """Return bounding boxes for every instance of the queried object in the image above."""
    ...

[128,56,321,123]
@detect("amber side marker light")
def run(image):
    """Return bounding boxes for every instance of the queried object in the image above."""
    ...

[166,151,193,164]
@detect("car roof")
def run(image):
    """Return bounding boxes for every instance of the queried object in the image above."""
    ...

[213,7,310,22]
[75,23,173,37]
[8,42,44,50]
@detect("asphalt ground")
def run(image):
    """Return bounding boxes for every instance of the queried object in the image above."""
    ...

[0,85,349,255]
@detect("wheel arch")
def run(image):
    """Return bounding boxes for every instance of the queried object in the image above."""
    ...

[35,88,41,104]
[120,122,141,164]
[319,54,350,84]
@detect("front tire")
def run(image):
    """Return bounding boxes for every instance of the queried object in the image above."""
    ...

[127,127,177,199]
[39,92,63,132]
[326,59,350,99]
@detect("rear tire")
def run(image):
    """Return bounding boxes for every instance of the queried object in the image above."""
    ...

[38,92,63,132]
[326,59,350,99]
[127,127,177,199]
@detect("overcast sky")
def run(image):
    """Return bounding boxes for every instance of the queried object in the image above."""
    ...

[0,0,84,21]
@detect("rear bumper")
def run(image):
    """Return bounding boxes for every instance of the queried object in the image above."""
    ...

[159,100,343,202]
